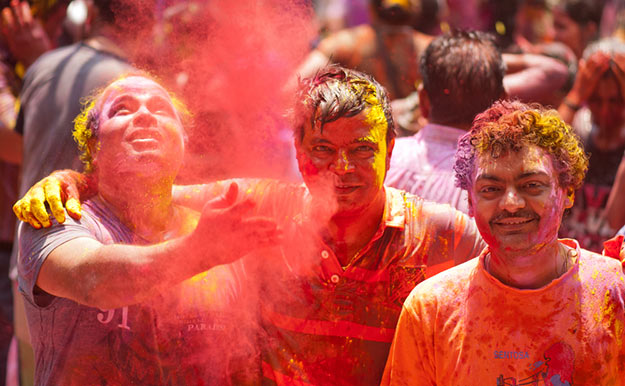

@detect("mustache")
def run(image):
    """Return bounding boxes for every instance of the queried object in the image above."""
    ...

[490,210,538,223]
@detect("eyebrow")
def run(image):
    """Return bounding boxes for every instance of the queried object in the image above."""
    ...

[108,94,137,107]
[476,171,549,182]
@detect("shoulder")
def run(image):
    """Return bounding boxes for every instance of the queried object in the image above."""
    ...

[404,257,480,311]
[21,44,81,90]
[317,24,372,54]
[579,249,625,281]
[388,187,470,228]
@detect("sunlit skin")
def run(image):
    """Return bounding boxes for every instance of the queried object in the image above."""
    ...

[588,74,625,135]
[296,108,394,265]
[296,109,393,218]
[469,145,575,289]
[94,76,187,239]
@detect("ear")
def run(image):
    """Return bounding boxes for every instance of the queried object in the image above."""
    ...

[418,85,430,120]
[564,187,575,209]
[386,136,395,171]
[467,193,475,217]
[88,138,100,164]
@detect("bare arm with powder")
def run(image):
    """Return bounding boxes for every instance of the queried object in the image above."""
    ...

[22,183,280,310]
[503,53,569,106]
[13,170,260,227]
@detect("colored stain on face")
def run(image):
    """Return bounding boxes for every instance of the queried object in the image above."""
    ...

[364,104,388,188]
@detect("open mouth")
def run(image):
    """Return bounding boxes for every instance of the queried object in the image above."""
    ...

[492,217,537,232]
[127,130,162,150]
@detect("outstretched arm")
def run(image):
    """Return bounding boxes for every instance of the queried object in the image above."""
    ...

[28,183,281,310]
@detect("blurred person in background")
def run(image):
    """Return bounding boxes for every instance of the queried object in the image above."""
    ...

[297,0,433,102]
[557,38,625,251]
[1,0,141,383]
[386,30,506,214]
[0,1,71,384]
[551,0,604,59]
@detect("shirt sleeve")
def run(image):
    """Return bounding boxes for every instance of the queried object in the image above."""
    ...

[382,290,436,386]
[17,216,95,307]
[420,202,485,276]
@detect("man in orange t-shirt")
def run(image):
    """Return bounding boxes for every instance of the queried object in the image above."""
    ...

[383,100,625,385]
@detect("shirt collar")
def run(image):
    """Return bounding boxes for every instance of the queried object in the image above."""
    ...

[418,123,467,144]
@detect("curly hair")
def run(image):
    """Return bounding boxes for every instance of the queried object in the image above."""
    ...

[454,100,588,192]
[292,65,396,144]
[72,73,191,173]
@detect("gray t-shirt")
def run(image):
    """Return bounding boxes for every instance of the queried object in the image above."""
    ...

[18,198,164,385]
[18,197,256,385]
[10,42,133,278]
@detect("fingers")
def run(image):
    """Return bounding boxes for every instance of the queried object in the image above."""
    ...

[30,185,51,227]
[205,182,239,210]
[224,199,256,218]
[19,1,32,25]
[1,7,14,31]
[66,198,82,221]
[14,197,42,229]
[44,178,66,224]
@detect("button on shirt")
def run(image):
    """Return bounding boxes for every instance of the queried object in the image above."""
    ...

[386,123,469,214]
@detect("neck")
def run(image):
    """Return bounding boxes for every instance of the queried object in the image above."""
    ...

[98,174,176,242]
[429,119,472,132]
[486,240,575,289]
[317,191,386,267]
[84,26,127,59]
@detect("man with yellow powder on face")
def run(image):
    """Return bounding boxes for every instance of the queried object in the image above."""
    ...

[382,100,625,385]
[14,73,281,385]
[15,66,485,385]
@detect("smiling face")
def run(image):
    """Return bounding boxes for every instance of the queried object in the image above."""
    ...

[94,76,185,180]
[296,108,393,217]
[469,145,573,256]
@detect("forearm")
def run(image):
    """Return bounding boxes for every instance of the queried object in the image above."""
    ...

[173,179,255,211]
[605,157,625,230]
[39,234,215,310]
[504,54,568,104]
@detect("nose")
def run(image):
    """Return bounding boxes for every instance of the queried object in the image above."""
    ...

[133,105,157,128]
[499,187,525,213]
[331,149,355,175]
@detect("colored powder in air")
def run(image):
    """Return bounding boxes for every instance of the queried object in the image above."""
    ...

[131,0,318,182]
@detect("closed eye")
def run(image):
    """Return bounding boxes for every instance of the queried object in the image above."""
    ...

[110,104,131,117]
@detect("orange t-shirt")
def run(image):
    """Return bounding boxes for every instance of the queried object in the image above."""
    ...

[382,240,625,385]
